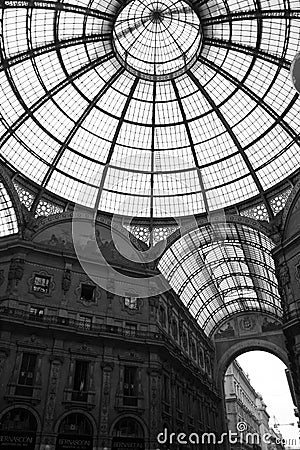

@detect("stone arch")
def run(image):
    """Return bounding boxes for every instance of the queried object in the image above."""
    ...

[215,336,288,389]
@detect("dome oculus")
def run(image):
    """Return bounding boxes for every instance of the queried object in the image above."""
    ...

[113,0,203,81]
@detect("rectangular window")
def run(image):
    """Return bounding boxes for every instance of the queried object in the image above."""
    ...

[124,323,137,337]
[124,296,139,310]
[72,360,89,401]
[57,316,69,325]
[33,275,50,294]
[29,306,44,318]
[15,353,37,396]
[80,284,95,302]
[176,385,183,410]
[79,315,92,330]
[163,375,170,403]
[123,366,137,406]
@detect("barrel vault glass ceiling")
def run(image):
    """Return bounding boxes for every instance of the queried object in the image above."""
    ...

[0,0,300,220]
[158,222,282,336]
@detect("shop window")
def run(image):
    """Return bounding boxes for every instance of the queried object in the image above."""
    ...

[15,353,37,396]
[72,360,88,402]
[124,296,139,310]
[0,408,37,448]
[123,366,137,406]
[0,408,37,431]
[58,413,92,435]
[56,413,93,450]
[32,275,50,294]
[112,417,144,437]
[80,284,95,303]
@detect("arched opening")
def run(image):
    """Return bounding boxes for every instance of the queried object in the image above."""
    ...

[0,408,37,450]
[55,413,93,450]
[223,350,298,450]
[111,417,145,450]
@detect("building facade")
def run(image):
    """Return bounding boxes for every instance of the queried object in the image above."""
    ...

[0,208,222,450]
[0,0,300,445]
[224,361,284,450]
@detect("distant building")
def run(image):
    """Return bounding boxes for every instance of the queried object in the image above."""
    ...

[224,361,284,450]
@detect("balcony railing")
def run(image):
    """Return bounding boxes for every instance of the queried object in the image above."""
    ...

[0,307,212,384]
[62,389,96,410]
[0,306,162,340]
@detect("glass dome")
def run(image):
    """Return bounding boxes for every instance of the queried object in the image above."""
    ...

[0,0,300,219]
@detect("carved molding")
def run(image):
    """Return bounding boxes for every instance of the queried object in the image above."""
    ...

[27,270,55,299]
[44,358,63,432]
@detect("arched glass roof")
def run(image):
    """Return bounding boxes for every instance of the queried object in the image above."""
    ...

[158,223,282,336]
[0,0,300,219]
[0,183,18,237]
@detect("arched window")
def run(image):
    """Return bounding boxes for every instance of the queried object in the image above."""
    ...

[112,418,144,438]
[0,408,37,450]
[0,408,37,432]
[58,413,92,436]
[56,414,93,450]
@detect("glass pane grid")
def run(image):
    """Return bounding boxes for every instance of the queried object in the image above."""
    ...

[0,182,18,237]
[158,223,282,336]
[0,0,299,218]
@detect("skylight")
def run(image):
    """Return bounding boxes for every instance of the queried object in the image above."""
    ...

[0,0,299,219]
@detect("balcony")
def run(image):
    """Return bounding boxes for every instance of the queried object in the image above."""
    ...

[63,389,95,409]
[115,394,144,412]
[0,306,162,340]
[5,383,41,405]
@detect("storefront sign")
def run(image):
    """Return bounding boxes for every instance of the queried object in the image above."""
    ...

[55,434,93,450]
[0,431,36,450]
[112,437,144,450]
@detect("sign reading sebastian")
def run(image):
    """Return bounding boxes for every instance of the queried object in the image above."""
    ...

[55,434,93,450]
[112,437,145,450]
[0,431,36,450]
